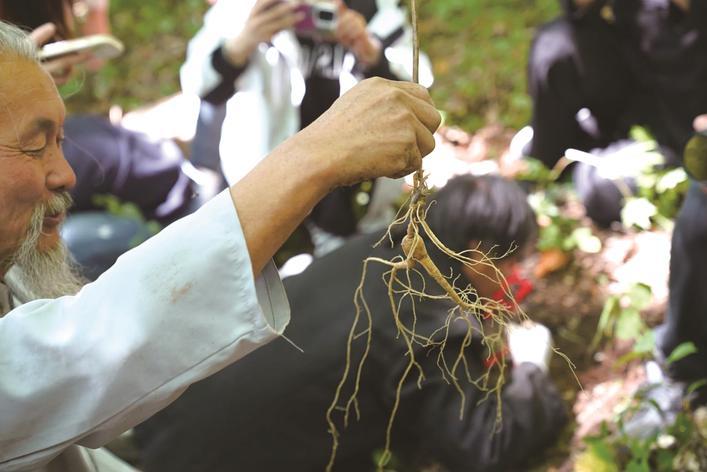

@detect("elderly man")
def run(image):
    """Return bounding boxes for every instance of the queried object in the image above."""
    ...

[0,19,440,472]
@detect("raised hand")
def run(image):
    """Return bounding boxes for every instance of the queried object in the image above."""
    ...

[291,77,440,186]
[223,0,302,66]
[29,23,92,85]
[335,1,381,66]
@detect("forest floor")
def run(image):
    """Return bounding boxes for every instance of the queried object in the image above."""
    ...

[430,127,674,470]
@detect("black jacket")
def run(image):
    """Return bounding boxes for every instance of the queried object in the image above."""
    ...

[560,0,707,156]
[135,233,567,472]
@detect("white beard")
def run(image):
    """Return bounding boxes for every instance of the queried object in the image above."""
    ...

[4,193,84,302]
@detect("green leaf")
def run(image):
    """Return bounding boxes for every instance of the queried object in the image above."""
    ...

[616,308,645,341]
[628,283,653,310]
[576,438,619,472]
[656,168,688,193]
[625,458,650,472]
[654,449,677,471]
[666,342,698,365]
[572,227,602,253]
[592,296,619,348]
[687,379,707,396]
[622,198,657,230]
[633,330,656,354]
[630,125,656,143]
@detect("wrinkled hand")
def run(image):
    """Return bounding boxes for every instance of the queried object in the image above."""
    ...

[30,23,92,85]
[292,77,440,187]
[507,321,553,373]
[224,0,301,66]
[335,1,381,66]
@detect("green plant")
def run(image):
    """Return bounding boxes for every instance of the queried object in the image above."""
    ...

[527,184,601,254]
[591,283,655,363]
[576,350,707,472]
[621,127,689,231]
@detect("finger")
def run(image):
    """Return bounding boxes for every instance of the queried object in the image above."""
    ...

[388,80,435,104]
[263,11,302,37]
[29,23,57,47]
[337,21,359,40]
[389,143,422,180]
[413,118,436,158]
[402,94,441,134]
[336,29,356,46]
[257,1,299,24]
[251,0,283,16]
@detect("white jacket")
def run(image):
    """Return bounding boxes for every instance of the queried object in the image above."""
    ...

[0,192,289,471]
[181,0,433,184]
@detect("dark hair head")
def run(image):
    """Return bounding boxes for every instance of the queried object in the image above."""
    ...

[0,0,73,40]
[426,174,537,260]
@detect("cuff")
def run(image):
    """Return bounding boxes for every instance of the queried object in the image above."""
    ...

[357,50,394,79]
[202,45,248,105]
[254,260,290,334]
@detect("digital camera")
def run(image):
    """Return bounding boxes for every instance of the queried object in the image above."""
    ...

[294,0,338,39]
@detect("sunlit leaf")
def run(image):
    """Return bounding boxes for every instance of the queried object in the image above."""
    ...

[616,308,645,341]
[666,342,698,365]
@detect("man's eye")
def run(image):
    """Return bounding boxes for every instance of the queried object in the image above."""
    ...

[23,146,47,157]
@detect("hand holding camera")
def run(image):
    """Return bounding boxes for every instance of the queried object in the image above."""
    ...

[297,0,381,66]
[335,1,381,66]
[223,0,302,67]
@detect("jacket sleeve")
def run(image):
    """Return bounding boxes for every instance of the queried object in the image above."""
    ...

[360,0,434,87]
[395,341,567,471]
[0,191,290,471]
[180,0,254,102]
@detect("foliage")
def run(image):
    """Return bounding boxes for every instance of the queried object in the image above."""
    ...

[419,0,559,131]
[527,183,601,254]
[62,0,208,113]
[621,127,689,231]
[591,283,655,362]
[576,381,707,472]
[585,282,707,470]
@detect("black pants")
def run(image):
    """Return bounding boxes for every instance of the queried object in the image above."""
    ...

[656,182,707,393]
[528,17,632,169]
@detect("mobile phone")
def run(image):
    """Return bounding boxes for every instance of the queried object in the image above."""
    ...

[40,34,124,61]
[295,1,338,38]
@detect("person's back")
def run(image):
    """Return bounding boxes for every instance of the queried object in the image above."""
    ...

[134,175,567,471]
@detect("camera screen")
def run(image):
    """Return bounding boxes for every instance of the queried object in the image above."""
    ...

[317,10,335,21]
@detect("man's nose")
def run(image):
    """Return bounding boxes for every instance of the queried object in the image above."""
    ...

[45,149,77,192]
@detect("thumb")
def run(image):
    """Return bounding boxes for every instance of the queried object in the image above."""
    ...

[335,0,347,14]
[29,23,57,47]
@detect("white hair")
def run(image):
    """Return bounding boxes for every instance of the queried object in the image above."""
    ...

[0,20,39,63]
